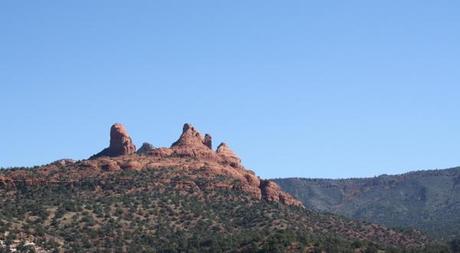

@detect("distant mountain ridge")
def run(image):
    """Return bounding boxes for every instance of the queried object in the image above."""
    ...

[274,167,460,242]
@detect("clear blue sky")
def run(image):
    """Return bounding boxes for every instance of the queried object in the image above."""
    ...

[1,1,459,179]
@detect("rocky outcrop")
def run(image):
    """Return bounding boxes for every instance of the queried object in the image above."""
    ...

[169,124,216,160]
[137,142,155,155]
[91,123,136,158]
[216,143,242,168]
[260,180,303,207]
[2,122,302,207]
[204,134,212,149]
[171,124,209,149]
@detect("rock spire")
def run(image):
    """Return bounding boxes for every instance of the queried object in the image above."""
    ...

[91,123,136,158]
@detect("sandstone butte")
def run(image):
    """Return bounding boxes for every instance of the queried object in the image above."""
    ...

[0,123,303,207]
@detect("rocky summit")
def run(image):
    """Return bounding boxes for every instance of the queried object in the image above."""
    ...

[90,123,302,206]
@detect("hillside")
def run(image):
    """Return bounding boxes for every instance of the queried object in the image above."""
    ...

[0,124,448,252]
[274,167,460,243]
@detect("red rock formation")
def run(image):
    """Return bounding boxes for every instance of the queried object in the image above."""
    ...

[171,124,208,149]
[2,122,302,207]
[119,160,142,171]
[260,180,303,206]
[99,158,121,171]
[216,143,242,168]
[169,124,216,159]
[91,123,136,158]
[137,142,155,155]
